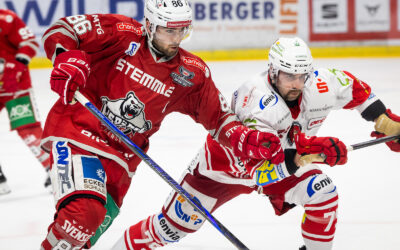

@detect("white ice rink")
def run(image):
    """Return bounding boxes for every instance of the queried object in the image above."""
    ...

[0,58,400,250]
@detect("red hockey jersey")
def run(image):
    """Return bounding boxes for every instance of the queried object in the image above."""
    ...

[41,14,240,176]
[0,9,38,62]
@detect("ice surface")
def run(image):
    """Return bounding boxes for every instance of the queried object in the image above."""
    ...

[0,58,399,249]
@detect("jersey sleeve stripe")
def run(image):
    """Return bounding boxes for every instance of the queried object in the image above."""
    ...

[42,27,79,47]
[18,40,39,54]
[219,146,236,172]
[204,140,212,171]
[15,53,33,63]
[52,19,76,36]
[19,38,39,47]
[220,145,241,172]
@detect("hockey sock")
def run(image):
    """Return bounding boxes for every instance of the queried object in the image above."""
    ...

[115,214,166,250]
[88,193,120,248]
[41,198,106,250]
[301,195,338,250]
[17,124,50,169]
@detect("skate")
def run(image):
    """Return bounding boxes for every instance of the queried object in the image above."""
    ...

[44,168,52,191]
[0,166,11,195]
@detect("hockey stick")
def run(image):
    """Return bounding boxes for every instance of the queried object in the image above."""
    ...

[74,91,249,250]
[299,134,400,165]
[346,134,400,151]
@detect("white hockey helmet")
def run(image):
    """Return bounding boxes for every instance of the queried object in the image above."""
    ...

[144,0,193,42]
[268,37,313,82]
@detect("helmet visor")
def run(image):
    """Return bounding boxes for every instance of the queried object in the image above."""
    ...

[154,25,192,42]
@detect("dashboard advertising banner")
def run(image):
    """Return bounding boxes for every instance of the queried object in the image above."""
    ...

[0,0,302,53]
[310,0,400,41]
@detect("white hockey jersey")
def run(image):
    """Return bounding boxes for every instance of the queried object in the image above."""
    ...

[193,68,376,187]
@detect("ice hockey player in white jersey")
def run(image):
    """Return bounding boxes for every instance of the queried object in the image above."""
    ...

[112,37,400,250]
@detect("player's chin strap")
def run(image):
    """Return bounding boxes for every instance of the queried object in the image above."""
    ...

[298,134,400,166]
[73,91,250,250]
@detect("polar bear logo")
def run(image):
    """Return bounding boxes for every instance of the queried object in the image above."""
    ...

[101,91,152,134]
[120,92,145,120]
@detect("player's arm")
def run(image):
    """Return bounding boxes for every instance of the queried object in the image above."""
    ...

[6,10,38,64]
[2,10,38,92]
[42,14,135,62]
[42,14,136,105]
[333,69,400,152]
[42,15,98,105]
[182,72,284,163]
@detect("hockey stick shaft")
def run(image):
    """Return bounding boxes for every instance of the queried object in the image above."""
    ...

[74,91,249,250]
[347,134,400,151]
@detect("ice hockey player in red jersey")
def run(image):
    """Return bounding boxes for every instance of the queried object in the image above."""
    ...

[0,9,51,194]
[113,37,400,250]
[39,0,285,249]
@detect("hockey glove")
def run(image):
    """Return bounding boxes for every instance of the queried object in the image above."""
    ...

[295,133,347,166]
[2,60,27,93]
[50,50,90,105]
[371,109,400,152]
[229,126,284,164]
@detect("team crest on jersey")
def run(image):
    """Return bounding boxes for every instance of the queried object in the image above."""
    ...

[170,66,194,87]
[287,121,302,145]
[125,42,140,56]
[259,93,278,110]
[100,92,152,135]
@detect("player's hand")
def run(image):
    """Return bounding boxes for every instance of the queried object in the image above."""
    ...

[2,60,27,93]
[229,126,284,164]
[295,133,347,166]
[371,109,400,152]
[371,131,400,152]
[51,50,90,105]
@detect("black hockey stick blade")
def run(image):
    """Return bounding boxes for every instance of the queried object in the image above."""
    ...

[74,91,250,250]
[348,134,400,151]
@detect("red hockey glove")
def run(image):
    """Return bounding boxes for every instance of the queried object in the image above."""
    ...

[295,133,347,166]
[371,109,400,152]
[2,60,27,93]
[229,126,284,164]
[51,50,90,105]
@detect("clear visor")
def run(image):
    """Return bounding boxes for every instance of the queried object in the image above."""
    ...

[280,72,308,82]
[279,71,313,87]
[277,71,314,93]
[155,25,192,42]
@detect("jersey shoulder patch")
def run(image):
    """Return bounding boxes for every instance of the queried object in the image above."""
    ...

[179,51,210,78]
[312,68,353,96]
[113,15,144,36]
[319,68,353,87]
[258,91,279,110]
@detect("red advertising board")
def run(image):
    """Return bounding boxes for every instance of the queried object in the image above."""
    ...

[309,0,400,41]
